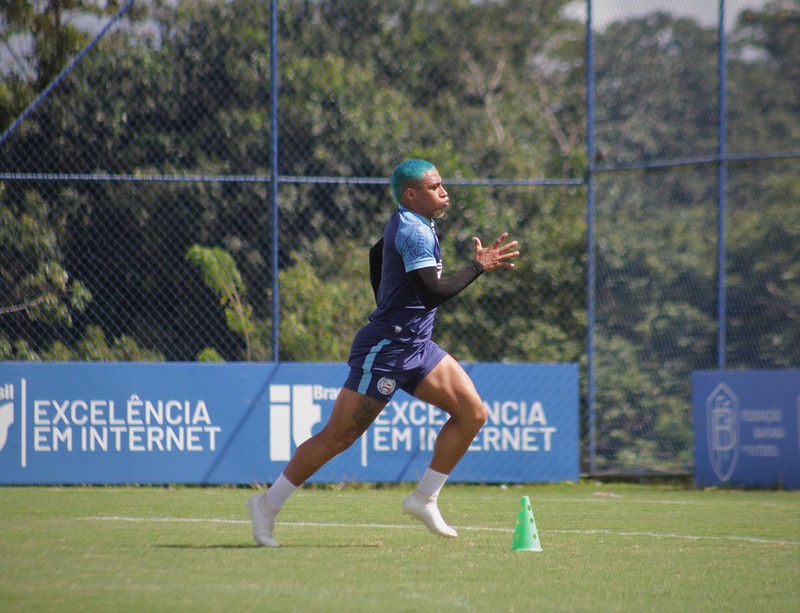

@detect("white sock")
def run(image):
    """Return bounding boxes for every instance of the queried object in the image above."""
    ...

[263,472,298,512]
[415,468,449,501]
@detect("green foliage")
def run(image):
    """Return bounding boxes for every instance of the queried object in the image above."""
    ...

[0,0,796,473]
[186,245,255,359]
[271,238,375,362]
[0,325,163,361]
[587,1,800,470]
[197,347,226,362]
[725,167,800,367]
[186,239,375,362]
[40,325,164,361]
[0,186,92,326]
[0,1,135,122]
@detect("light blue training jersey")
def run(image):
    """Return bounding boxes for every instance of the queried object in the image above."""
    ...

[368,205,442,343]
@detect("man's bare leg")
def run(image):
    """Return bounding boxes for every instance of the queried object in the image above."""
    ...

[250,389,386,547]
[401,355,487,537]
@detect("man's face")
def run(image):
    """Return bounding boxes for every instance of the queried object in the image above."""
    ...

[407,169,450,220]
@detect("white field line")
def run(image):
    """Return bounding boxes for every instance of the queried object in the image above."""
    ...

[84,516,800,546]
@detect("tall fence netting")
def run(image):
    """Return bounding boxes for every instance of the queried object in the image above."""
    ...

[1,0,797,475]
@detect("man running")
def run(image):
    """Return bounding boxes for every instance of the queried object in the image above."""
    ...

[250,159,519,547]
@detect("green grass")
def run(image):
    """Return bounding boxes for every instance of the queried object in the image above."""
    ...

[1,483,798,612]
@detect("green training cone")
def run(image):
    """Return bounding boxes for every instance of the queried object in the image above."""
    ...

[511,495,542,552]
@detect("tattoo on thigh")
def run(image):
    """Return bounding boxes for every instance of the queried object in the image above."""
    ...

[352,397,384,431]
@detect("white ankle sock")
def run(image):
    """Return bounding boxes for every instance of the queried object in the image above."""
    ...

[263,473,298,512]
[416,468,449,501]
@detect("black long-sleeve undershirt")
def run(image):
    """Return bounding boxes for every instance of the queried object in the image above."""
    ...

[369,237,485,309]
[369,238,384,302]
[407,261,485,309]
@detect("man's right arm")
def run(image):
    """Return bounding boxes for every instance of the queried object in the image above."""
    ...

[406,261,484,310]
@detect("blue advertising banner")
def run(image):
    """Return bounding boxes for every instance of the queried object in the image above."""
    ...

[692,370,800,489]
[0,362,578,485]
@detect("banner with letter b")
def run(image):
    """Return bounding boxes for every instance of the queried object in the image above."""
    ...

[693,370,800,489]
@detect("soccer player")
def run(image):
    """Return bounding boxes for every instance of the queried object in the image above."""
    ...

[250,159,519,547]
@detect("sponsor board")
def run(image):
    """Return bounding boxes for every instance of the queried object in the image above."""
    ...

[693,370,800,489]
[0,362,578,484]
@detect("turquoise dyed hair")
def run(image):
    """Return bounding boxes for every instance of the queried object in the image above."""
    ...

[390,159,435,204]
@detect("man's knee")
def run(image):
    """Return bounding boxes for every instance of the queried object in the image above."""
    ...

[321,424,367,455]
[447,393,486,431]
[336,428,363,453]
[467,397,488,429]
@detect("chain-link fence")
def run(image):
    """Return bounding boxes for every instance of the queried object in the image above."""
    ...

[1,0,797,475]
[588,0,799,474]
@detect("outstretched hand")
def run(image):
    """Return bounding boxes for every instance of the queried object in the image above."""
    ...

[473,232,520,271]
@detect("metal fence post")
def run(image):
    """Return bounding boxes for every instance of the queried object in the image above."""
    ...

[717,0,728,369]
[269,0,280,362]
[586,0,597,475]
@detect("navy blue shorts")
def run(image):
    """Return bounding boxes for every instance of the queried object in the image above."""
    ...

[344,324,447,402]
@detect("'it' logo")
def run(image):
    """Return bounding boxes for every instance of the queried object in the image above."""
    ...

[0,383,15,454]
[0,402,13,453]
[269,385,322,461]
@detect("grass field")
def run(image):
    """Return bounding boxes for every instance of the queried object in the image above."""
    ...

[1,482,798,612]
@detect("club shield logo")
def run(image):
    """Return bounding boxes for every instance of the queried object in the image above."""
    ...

[376,377,396,396]
[706,383,739,482]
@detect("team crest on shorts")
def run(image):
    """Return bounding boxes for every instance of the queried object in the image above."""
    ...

[376,377,397,396]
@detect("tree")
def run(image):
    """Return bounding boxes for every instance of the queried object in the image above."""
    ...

[0,0,795,475]
[186,245,256,360]
[589,3,799,470]
[0,1,140,127]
